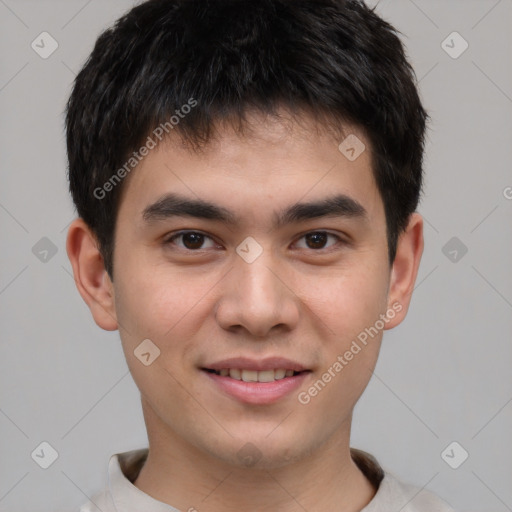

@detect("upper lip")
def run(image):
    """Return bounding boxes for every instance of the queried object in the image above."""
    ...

[203,357,309,372]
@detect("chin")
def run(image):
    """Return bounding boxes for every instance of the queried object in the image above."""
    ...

[203,431,317,471]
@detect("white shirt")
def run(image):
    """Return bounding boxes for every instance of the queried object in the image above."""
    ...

[78,448,456,512]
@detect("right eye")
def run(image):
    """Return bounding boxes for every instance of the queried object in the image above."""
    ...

[163,230,220,251]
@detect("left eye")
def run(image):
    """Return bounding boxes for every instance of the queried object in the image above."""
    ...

[165,231,218,250]
[165,230,342,251]
[294,231,341,250]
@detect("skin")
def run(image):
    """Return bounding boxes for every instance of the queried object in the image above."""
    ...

[67,110,423,512]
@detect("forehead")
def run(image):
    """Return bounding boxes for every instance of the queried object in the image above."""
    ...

[116,111,384,228]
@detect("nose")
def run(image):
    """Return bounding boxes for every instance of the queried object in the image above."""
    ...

[214,251,300,338]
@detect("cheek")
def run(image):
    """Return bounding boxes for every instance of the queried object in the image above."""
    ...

[297,274,387,417]
[114,264,189,331]
[302,261,389,407]
[112,270,199,408]
[303,262,389,339]
[113,264,214,368]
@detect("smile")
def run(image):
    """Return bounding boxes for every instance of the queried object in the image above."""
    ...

[204,368,303,382]
[202,368,311,405]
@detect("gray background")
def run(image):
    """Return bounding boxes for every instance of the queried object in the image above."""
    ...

[1,0,511,511]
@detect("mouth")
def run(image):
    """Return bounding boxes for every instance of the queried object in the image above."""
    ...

[202,368,307,383]
[200,357,312,404]
[201,360,312,404]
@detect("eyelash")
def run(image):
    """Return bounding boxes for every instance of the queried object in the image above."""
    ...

[163,230,346,253]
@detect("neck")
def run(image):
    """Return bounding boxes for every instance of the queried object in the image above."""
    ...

[133,399,376,512]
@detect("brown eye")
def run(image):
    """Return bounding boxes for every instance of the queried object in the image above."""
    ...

[165,231,216,250]
[181,232,205,249]
[295,231,341,250]
[305,232,328,249]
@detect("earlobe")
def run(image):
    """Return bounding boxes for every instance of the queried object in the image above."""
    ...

[384,213,424,330]
[66,218,118,331]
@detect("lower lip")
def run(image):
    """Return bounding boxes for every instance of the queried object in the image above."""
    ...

[202,370,310,405]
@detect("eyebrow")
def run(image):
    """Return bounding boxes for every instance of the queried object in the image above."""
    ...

[142,192,368,228]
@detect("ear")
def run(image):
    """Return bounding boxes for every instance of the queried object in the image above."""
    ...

[384,212,424,330]
[66,218,118,331]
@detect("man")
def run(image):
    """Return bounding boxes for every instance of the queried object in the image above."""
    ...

[65,0,455,510]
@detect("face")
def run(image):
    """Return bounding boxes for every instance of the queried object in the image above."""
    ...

[70,111,422,470]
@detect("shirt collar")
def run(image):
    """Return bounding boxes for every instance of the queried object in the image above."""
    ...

[108,448,179,512]
[107,447,389,511]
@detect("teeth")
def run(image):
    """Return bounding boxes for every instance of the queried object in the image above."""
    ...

[274,369,286,380]
[214,368,299,382]
[241,370,258,382]
[257,370,275,383]
[229,368,241,380]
